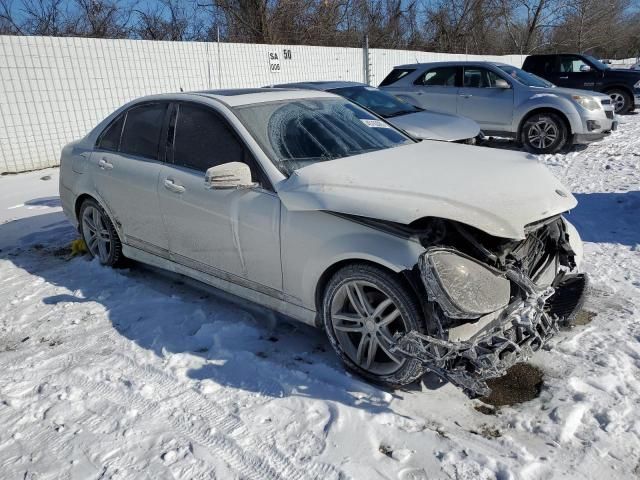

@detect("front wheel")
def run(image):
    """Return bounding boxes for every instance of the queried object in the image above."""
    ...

[521,113,568,154]
[321,264,427,387]
[79,199,125,267]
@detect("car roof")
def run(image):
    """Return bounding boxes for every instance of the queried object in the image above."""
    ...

[393,61,511,69]
[193,87,337,106]
[127,88,338,108]
[269,81,369,91]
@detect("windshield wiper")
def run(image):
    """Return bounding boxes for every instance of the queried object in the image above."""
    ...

[385,110,414,118]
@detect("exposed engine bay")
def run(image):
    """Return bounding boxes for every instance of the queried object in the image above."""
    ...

[339,213,588,397]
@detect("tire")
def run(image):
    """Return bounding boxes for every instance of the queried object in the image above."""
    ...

[78,198,125,267]
[321,263,427,387]
[521,112,568,154]
[606,88,632,114]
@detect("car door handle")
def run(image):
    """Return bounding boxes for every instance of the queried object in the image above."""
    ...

[459,94,473,98]
[98,158,113,170]
[559,76,568,80]
[164,178,185,194]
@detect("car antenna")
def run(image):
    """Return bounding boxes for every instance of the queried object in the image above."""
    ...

[180,87,184,92]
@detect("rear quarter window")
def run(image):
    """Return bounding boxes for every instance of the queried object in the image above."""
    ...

[96,115,125,152]
[380,68,415,86]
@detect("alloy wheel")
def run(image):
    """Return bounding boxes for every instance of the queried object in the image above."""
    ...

[527,120,558,150]
[81,205,112,263]
[330,280,407,375]
[609,92,626,113]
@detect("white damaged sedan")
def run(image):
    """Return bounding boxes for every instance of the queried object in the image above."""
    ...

[59,88,587,396]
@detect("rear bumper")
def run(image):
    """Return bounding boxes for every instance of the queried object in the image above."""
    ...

[392,272,588,397]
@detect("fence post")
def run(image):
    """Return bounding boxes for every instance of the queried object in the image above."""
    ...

[363,34,370,85]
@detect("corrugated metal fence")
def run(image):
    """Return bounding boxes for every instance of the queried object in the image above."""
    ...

[2,35,629,172]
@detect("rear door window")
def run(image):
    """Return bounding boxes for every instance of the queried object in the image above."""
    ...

[379,68,415,86]
[120,103,168,160]
[415,67,458,86]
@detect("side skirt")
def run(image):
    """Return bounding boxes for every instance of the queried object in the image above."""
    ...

[121,244,319,327]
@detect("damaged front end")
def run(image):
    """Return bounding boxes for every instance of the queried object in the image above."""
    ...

[392,217,588,398]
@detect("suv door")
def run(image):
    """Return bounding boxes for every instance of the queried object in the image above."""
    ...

[457,66,513,132]
[159,101,283,291]
[555,55,597,89]
[405,66,460,114]
[92,102,170,253]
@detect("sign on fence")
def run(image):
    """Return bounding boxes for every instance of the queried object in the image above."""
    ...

[269,52,281,73]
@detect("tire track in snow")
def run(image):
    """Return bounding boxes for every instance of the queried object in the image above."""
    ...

[106,350,344,480]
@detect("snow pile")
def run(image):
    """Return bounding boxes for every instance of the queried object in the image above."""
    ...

[1,116,639,479]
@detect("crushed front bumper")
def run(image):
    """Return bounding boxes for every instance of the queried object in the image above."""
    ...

[391,272,588,398]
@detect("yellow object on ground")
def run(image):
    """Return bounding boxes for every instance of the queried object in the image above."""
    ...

[71,238,88,256]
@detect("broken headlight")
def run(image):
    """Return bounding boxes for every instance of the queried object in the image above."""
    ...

[418,248,511,319]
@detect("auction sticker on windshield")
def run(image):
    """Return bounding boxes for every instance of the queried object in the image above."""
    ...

[361,119,392,128]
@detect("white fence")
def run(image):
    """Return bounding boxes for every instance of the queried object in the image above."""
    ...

[0,35,562,172]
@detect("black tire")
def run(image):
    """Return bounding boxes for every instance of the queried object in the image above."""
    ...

[78,198,125,267]
[521,112,569,154]
[606,88,632,114]
[321,263,427,387]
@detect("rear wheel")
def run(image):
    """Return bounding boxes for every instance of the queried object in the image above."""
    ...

[606,88,631,114]
[79,199,124,267]
[321,264,427,387]
[521,113,568,154]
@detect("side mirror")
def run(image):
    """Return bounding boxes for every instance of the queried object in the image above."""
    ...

[205,162,256,190]
[579,64,591,72]
[494,78,511,89]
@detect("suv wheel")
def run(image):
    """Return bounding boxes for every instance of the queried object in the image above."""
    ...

[521,113,568,154]
[321,264,427,387]
[607,89,631,114]
[79,199,125,267]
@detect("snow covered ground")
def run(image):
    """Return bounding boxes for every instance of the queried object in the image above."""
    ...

[1,116,639,480]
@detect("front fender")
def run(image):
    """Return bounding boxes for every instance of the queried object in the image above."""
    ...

[280,209,425,312]
[513,95,583,134]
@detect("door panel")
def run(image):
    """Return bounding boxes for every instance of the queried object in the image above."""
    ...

[92,152,167,252]
[457,67,514,131]
[158,166,282,291]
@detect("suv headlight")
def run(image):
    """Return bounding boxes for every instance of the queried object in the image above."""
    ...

[418,248,511,319]
[572,95,602,111]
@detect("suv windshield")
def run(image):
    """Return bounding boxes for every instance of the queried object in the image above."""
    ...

[330,86,421,118]
[234,98,413,176]
[498,65,554,88]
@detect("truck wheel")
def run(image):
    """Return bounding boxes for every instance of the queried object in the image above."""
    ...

[521,113,568,154]
[321,263,427,387]
[607,89,631,114]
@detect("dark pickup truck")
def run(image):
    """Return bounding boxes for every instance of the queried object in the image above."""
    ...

[523,54,640,114]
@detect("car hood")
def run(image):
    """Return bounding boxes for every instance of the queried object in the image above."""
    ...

[278,141,577,240]
[387,110,481,142]
[531,86,610,100]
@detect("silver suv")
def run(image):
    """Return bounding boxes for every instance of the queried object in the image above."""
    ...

[380,61,617,154]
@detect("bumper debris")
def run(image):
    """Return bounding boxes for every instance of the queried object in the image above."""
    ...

[391,272,588,397]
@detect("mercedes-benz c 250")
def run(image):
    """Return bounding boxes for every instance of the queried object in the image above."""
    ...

[59,88,587,396]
